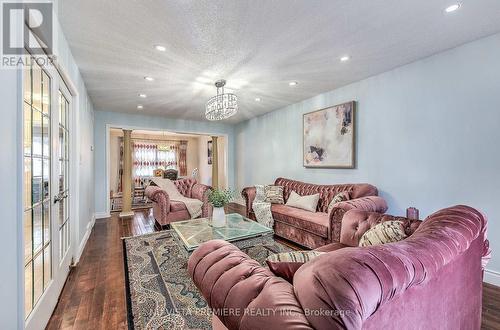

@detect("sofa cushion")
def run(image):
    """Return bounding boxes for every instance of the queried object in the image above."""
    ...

[359,221,407,247]
[285,191,320,212]
[266,251,324,283]
[271,204,329,238]
[264,185,284,204]
[327,191,350,213]
[170,201,187,212]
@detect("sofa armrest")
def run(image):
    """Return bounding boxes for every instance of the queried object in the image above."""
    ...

[192,183,212,218]
[188,240,313,330]
[145,185,171,221]
[241,186,256,218]
[328,196,387,242]
[295,205,488,330]
[332,195,388,213]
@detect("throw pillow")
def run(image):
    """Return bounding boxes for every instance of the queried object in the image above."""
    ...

[264,185,284,204]
[266,251,324,283]
[327,191,351,213]
[359,221,407,247]
[285,191,320,212]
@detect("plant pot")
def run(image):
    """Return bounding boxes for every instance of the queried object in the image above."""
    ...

[212,207,226,227]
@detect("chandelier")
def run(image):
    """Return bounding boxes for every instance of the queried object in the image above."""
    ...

[205,79,238,120]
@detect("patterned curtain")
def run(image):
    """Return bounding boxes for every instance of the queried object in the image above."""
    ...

[117,137,123,192]
[178,140,188,176]
[132,140,179,187]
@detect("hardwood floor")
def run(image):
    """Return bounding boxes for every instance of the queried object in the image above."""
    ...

[46,203,500,329]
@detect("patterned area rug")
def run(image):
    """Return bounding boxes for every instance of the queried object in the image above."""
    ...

[123,230,292,329]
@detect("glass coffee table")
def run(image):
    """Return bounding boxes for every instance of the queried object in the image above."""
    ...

[171,213,274,252]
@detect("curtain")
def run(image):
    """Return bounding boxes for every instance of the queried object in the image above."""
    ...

[132,139,179,187]
[178,141,188,176]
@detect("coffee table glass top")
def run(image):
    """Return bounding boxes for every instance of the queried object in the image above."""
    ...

[171,213,273,251]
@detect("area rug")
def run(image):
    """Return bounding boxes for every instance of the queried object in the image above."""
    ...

[123,230,292,329]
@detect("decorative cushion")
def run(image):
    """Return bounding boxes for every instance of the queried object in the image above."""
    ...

[285,191,320,212]
[359,221,407,247]
[264,185,284,204]
[327,191,350,213]
[266,251,324,283]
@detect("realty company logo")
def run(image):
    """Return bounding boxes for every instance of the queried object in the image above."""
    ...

[1,1,55,67]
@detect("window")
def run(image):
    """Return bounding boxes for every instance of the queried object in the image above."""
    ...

[132,141,178,185]
[24,59,52,318]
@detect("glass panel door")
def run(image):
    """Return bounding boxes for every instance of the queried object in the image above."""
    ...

[23,58,52,318]
[58,91,70,259]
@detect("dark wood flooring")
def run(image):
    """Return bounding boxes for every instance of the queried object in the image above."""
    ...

[46,203,500,329]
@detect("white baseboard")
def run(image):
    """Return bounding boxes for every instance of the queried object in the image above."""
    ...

[94,211,111,219]
[484,269,500,286]
[74,215,96,264]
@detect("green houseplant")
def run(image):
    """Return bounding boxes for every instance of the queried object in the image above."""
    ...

[208,189,234,227]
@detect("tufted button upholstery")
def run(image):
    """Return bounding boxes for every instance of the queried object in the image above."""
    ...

[340,209,421,246]
[189,205,490,330]
[275,177,378,213]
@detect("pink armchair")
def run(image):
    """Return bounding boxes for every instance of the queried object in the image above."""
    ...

[145,178,212,228]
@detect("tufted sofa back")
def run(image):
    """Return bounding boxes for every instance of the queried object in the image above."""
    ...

[174,178,197,197]
[274,177,378,213]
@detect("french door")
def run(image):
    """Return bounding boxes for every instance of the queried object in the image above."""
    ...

[23,55,73,329]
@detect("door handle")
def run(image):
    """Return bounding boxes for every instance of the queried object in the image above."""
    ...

[54,193,63,204]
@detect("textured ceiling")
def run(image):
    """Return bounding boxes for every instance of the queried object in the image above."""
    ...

[59,0,500,123]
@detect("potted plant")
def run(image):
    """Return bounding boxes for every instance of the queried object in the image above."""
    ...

[208,189,234,227]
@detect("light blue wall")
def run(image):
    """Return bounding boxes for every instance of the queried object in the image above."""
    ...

[235,33,500,274]
[93,111,236,214]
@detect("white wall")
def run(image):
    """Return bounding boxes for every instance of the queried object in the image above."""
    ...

[235,33,500,278]
[197,135,228,188]
[0,65,23,330]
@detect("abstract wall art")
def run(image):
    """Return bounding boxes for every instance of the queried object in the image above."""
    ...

[303,101,356,168]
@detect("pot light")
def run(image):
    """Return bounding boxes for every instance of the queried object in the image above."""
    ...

[288,81,298,86]
[255,97,261,102]
[340,55,350,62]
[138,93,147,98]
[144,76,154,81]
[137,105,144,110]
[445,3,461,13]
[154,45,166,52]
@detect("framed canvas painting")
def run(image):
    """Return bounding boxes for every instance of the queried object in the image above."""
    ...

[303,101,356,168]
[207,140,213,165]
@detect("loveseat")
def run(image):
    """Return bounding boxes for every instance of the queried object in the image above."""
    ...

[188,205,490,330]
[242,177,387,248]
[145,178,211,228]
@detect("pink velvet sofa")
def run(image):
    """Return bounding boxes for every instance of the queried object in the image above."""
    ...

[189,205,490,330]
[145,178,211,228]
[242,177,387,248]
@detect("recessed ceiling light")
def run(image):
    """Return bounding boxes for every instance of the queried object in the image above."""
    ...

[340,55,350,62]
[289,81,298,86]
[144,76,154,81]
[445,3,461,13]
[138,93,147,98]
[154,45,166,52]
[255,97,261,102]
[137,105,144,110]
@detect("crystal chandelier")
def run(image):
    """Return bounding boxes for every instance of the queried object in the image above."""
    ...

[205,79,238,120]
